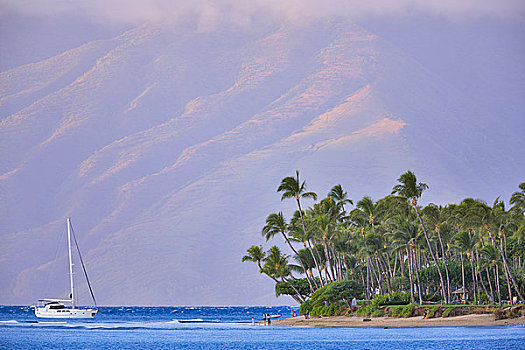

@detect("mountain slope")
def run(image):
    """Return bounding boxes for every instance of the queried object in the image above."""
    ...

[0,19,521,305]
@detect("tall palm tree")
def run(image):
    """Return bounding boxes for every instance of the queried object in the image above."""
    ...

[262,211,317,290]
[392,170,447,303]
[350,198,379,299]
[422,204,452,302]
[479,244,501,304]
[311,214,336,282]
[288,210,324,286]
[390,215,423,304]
[277,171,317,291]
[365,232,392,299]
[454,230,479,303]
[474,198,524,302]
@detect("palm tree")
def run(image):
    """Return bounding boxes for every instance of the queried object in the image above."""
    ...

[263,246,305,303]
[392,170,447,303]
[349,198,379,299]
[332,226,355,280]
[313,213,340,283]
[422,204,452,302]
[262,212,317,290]
[354,196,379,231]
[288,210,324,286]
[242,245,281,284]
[277,171,317,291]
[246,171,523,305]
[479,244,501,303]
[390,215,423,304]
[242,245,266,271]
[277,170,318,214]
[510,182,525,214]
[474,198,524,302]
[454,230,479,303]
[365,232,392,299]
[328,184,353,214]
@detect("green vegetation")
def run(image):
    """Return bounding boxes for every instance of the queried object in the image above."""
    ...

[243,170,525,316]
[391,303,418,318]
[494,306,523,320]
[354,293,411,317]
[442,308,453,318]
[299,280,364,316]
[425,305,439,319]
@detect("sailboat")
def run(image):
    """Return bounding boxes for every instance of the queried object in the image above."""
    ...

[34,218,98,318]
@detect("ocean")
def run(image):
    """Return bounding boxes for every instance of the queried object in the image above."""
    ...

[1,306,524,349]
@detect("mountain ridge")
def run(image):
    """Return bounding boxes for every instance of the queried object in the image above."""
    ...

[0,19,521,305]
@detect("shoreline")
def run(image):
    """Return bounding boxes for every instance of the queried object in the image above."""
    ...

[271,314,525,328]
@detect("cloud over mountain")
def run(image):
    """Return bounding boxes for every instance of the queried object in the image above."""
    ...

[2,0,524,28]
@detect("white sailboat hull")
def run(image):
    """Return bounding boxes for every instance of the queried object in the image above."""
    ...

[35,307,98,318]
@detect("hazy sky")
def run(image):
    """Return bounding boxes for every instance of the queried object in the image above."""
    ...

[1,0,524,28]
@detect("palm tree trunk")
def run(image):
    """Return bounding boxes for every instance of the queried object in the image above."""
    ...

[478,269,493,303]
[399,251,405,277]
[393,251,398,278]
[281,231,314,293]
[303,242,320,289]
[415,206,447,302]
[307,240,324,287]
[407,247,415,303]
[379,254,393,299]
[373,257,384,295]
[485,268,495,303]
[328,247,337,282]
[415,246,423,304]
[470,256,477,304]
[487,228,524,302]
[280,276,305,303]
[461,253,466,303]
[474,248,482,303]
[495,264,502,304]
[322,241,334,283]
[503,235,508,260]
[342,253,349,279]
[295,198,317,292]
[360,263,368,299]
[505,265,513,303]
[328,243,338,281]
[437,228,451,302]
[366,257,371,299]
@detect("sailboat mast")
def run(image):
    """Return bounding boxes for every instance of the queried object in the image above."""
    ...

[67,218,75,307]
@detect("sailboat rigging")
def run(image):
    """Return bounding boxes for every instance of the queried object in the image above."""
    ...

[34,218,98,318]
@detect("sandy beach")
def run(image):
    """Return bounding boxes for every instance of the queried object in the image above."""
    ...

[271,314,525,328]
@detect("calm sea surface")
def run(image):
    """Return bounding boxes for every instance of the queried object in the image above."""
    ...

[1,306,524,349]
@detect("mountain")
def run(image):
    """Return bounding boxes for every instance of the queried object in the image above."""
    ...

[0,19,522,305]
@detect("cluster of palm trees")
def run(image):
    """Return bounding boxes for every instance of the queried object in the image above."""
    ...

[243,170,525,305]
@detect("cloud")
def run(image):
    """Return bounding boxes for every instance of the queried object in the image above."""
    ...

[1,0,524,29]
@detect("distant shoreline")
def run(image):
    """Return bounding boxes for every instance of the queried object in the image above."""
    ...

[271,314,525,328]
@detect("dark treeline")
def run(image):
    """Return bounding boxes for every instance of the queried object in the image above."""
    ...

[243,170,525,306]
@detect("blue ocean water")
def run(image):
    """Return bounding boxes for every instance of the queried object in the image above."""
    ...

[1,305,524,349]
